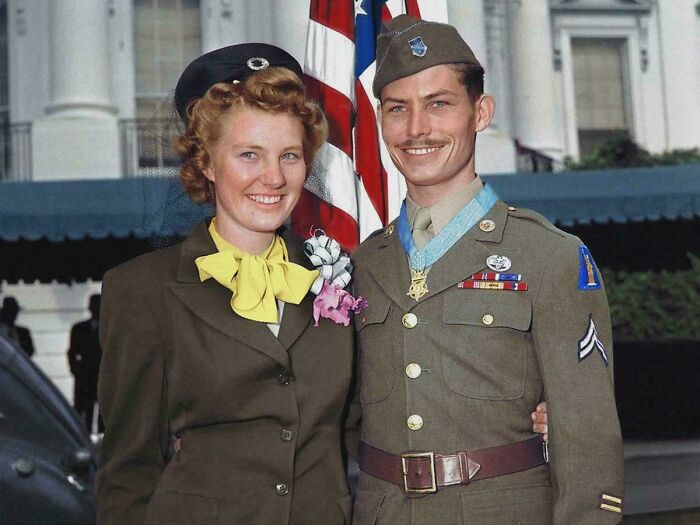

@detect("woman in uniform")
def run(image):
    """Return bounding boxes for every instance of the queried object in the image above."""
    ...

[97,44,357,524]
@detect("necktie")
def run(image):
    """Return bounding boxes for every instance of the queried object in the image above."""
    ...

[412,207,434,250]
[195,220,319,323]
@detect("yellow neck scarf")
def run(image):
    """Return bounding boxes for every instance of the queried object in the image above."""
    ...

[195,220,319,323]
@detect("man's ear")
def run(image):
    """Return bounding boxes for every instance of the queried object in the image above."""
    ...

[475,94,495,133]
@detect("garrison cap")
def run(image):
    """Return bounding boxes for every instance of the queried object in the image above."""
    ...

[175,43,303,122]
[373,15,482,99]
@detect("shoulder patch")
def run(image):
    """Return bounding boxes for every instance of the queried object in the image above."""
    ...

[578,245,601,290]
[507,206,570,239]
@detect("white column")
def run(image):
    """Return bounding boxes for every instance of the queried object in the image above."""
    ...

[507,0,562,160]
[447,0,488,71]
[655,0,700,149]
[448,0,516,174]
[32,0,120,180]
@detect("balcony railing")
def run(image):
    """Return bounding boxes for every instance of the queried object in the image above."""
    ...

[0,122,32,181]
[119,119,182,177]
[515,140,557,173]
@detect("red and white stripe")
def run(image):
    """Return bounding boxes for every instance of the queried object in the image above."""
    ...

[293,0,447,250]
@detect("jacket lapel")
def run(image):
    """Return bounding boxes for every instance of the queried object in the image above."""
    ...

[276,230,314,350]
[420,200,508,301]
[167,222,290,368]
[365,224,417,313]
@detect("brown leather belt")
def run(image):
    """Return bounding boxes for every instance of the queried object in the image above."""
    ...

[359,435,548,495]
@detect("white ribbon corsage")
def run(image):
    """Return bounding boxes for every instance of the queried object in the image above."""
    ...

[303,230,367,326]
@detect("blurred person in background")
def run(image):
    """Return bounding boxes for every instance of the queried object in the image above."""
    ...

[0,296,35,358]
[68,293,104,433]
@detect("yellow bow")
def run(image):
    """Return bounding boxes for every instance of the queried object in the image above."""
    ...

[195,220,319,323]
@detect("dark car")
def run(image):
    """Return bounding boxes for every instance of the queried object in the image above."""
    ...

[0,331,97,524]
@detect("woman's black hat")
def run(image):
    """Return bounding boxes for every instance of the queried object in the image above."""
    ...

[174,43,304,122]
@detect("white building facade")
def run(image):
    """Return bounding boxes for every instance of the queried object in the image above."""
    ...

[1,0,699,399]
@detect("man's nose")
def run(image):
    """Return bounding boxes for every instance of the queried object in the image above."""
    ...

[407,108,430,137]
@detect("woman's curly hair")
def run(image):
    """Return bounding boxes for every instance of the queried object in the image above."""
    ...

[174,67,328,204]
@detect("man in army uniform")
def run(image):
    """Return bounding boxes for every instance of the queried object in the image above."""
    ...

[351,15,623,524]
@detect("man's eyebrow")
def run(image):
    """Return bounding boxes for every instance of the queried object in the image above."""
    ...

[382,96,406,105]
[424,90,457,100]
[382,90,458,105]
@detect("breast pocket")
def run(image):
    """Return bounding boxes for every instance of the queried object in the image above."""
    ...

[440,291,532,400]
[355,298,394,404]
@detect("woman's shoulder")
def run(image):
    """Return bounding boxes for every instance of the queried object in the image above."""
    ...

[103,243,182,290]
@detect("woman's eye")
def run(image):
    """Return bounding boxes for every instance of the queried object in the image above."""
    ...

[241,151,257,159]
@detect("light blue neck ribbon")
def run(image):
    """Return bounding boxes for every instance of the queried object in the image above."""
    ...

[397,185,500,271]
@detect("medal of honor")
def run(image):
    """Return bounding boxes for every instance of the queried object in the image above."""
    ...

[396,186,500,304]
[407,269,429,301]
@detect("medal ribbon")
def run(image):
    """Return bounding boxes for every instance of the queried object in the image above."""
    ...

[397,185,499,272]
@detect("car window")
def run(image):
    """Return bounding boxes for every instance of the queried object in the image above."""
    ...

[0,368,74,460]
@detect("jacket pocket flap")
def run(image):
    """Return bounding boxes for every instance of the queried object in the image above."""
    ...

[443,291,532,331]
[355,298,390,331]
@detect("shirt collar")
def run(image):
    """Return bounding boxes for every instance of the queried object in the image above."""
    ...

[405,175,484,235]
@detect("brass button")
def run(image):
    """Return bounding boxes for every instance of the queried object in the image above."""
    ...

[405,363,422,379]
[482,314,494,326]
[275,482,289,495]
[402,313,418,329]
[280,428,294,442]
[407,414,424,431]
[479,219,496,232]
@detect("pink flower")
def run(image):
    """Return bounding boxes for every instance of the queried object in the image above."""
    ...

[313,281,368,326]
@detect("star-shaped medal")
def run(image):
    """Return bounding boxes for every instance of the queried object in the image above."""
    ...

[407,269,429,301]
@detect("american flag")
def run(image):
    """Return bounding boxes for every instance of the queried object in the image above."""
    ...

[292,0,447,250]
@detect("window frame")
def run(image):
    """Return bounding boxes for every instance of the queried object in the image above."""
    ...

[553,12,648,159]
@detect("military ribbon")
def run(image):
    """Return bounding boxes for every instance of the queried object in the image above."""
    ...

[397,185,500,299]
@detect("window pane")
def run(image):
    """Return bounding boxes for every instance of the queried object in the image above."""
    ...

[133,0,200,170]
[134,0,201,117]
[572,38,630,156]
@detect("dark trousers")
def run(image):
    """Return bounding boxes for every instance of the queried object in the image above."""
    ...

[74,392,104,433]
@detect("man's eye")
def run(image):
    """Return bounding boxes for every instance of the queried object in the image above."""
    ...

[431,100,447,108]
[241,152,257,159]
[281,152,300,161]
[388,105,405,113]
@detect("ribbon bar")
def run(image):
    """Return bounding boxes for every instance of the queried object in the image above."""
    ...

[457,280,528,292]
[469,272,522,282]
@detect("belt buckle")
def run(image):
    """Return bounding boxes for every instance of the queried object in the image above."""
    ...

[401,452,437,494]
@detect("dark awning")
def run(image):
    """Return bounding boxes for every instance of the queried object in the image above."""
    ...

[484,163,700,226]
[1,164,699,241]
[0,177,212,241]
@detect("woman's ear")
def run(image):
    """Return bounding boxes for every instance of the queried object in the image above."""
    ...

[204,163,215,183]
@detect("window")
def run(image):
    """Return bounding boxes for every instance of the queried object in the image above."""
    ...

[129,0,200,173]
[571,38,631,156]
[134,0,201,118]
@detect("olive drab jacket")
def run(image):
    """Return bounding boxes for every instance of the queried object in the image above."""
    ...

[97,223,357,525]
[351,201,623,525]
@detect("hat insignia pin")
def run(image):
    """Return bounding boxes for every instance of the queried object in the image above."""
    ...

[247,57,270,70]
[408,36,428,57]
